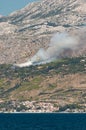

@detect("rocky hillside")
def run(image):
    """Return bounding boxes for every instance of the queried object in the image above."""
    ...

[0,0,86,64]
[0,56,86,112]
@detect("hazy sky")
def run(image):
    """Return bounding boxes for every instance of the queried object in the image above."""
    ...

[0,0,37,16]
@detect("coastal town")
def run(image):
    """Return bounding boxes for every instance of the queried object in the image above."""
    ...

[0,100,58,113]
[0,100,86,113]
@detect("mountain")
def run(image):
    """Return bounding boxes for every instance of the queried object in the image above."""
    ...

[0,0,86,64]
[0,15,2,18]
[0,0,86,112]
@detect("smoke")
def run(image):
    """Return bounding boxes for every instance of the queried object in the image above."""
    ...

[29,32,78,64]
[15,31,85,67]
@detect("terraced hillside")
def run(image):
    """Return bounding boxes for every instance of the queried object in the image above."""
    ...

[0,56,86,112]
[0,0,86,112]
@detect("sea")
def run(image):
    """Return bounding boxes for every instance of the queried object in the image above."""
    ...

[0,113,86,130]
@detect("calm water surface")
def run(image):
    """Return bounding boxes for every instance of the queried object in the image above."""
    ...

[0,113,86,130]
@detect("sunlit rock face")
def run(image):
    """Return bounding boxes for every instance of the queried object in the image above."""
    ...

[0,0,86,64]
[15,31,86,67]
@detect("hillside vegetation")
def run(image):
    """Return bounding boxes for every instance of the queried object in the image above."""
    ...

[0,56,86,112]
[0,0,86,112]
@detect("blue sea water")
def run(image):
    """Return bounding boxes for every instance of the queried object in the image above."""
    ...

[0,113,86,130]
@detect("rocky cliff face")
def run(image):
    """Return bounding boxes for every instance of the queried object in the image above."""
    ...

[0,0,86,64]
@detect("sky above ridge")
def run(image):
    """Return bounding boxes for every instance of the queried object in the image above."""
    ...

[0,0,37,16]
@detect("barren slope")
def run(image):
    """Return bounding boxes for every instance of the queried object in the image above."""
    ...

[0,0,86,64]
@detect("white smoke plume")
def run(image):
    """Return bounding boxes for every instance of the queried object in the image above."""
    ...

[15,32,83,67]
[29,32,78,64]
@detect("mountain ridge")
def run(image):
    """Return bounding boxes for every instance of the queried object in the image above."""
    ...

[0,0,86,64]
[0,0,86,112]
